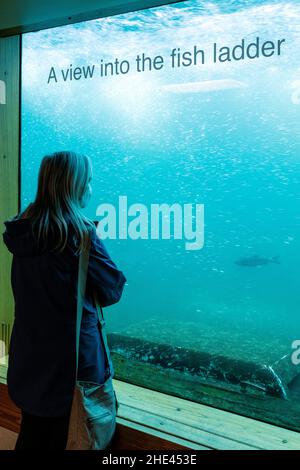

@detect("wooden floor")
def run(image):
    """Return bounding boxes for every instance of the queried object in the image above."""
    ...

[0,426,17,450]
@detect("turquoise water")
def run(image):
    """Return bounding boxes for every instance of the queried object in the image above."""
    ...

[21,0,300,426]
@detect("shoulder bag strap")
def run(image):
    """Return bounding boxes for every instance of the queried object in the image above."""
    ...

[94,301,112,376]
[76,234,112,381]
[75,237,91,381]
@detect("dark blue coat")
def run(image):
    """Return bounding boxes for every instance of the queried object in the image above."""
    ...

[2,216,126,417]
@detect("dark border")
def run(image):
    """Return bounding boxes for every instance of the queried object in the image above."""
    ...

[18,33,22,213]
[0,0,187,38]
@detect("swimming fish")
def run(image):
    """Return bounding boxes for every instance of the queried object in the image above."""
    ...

[235,255,280,267]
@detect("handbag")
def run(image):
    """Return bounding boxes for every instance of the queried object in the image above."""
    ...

[66,236,119,450]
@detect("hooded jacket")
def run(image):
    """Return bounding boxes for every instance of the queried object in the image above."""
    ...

[2,215,126,417]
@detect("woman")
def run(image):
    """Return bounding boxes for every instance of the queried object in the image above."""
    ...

[2,151,126,450]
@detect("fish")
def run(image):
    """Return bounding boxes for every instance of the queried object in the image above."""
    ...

[235,255,280,267]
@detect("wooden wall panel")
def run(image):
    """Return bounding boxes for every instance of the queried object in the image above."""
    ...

[0,35,20,354]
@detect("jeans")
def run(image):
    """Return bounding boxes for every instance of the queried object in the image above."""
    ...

[15,409,71,450]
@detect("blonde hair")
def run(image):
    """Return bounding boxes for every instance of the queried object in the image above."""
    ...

[21,151,94,253]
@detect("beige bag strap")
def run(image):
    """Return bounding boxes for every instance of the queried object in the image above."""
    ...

[94,302,112,376]
[75,237,91,380]
[76,234,112,379]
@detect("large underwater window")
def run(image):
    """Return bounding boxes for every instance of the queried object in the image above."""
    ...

[21,0,300,430]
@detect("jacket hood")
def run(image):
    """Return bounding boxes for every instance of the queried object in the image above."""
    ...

[2,216,41,257]
[3,215,81,257]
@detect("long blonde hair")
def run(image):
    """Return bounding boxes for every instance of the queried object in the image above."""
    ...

[21,151,94,253]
